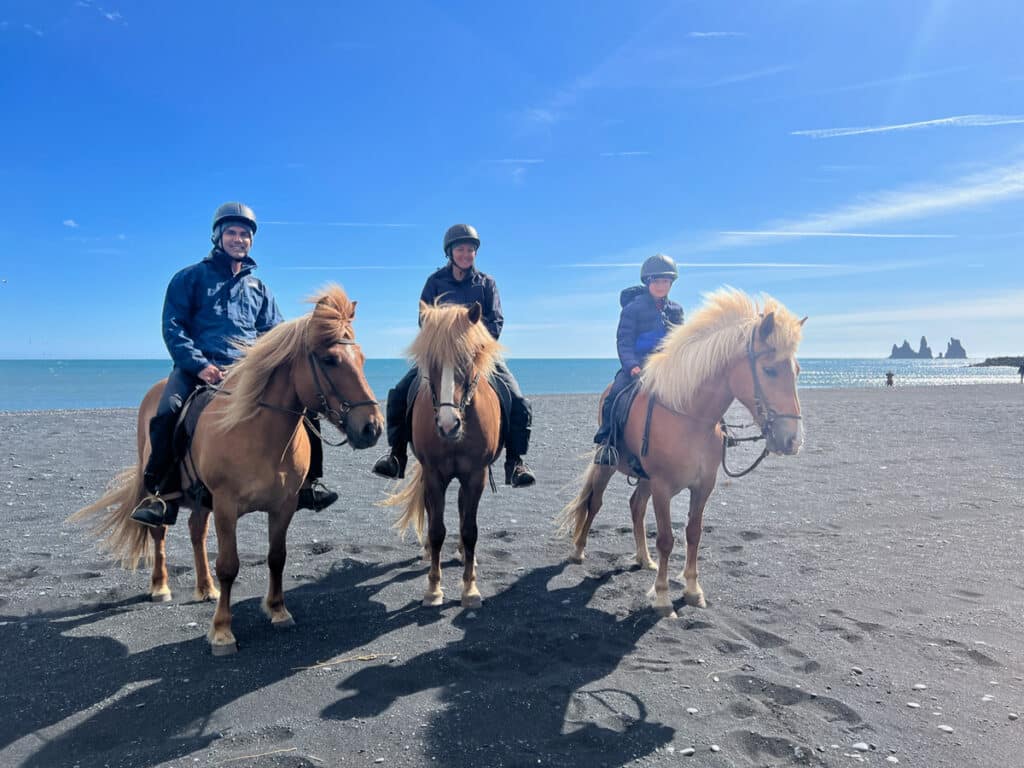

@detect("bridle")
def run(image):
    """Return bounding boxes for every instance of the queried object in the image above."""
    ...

[720,323,802,477]
[425,368,481,431]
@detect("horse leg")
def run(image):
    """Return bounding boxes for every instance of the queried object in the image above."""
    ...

[262,506,298,628]
[458,474,485,609]
[679,483,713,608]
[646,479,677,618]
[208,505,240,655]
[422,472,449,607]
[189,508,219,602]
[570,465,615,563]
[148,526,172,602]
[630,480,656,570]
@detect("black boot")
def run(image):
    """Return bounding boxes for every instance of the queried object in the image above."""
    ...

[505,456,536,488]
[372,445,408,479]
[131,494,180,528]
[297,481,339,511]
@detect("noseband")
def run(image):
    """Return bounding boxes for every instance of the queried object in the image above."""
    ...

[425,370,481,430]
[721,323,802,477]
[304,340,379,447]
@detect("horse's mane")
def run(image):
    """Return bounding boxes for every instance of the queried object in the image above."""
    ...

[409,301,502,382]
[218,284,356,431]
[642,286,803,411]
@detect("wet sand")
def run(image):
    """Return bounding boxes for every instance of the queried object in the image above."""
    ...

[1,385,1022,767]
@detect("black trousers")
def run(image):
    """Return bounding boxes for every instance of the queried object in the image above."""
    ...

[143,366,324,495]
[594,368,636,444]
[384,361,532,458]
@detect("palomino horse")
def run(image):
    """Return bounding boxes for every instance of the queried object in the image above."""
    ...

[382,301,503,608]
[71,285,383,654]
[559,288,805,618]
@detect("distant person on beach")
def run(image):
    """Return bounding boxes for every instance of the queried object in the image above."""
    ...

[1018,364,1023,383]
[593,253,684,465]
[885,371,895,387]
[371,224,535,488]
[130,202,338,528]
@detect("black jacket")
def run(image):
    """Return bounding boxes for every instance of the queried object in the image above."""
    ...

[420,264,503,340]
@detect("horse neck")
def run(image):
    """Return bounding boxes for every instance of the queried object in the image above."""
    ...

[685,365,737,428]
[249,360,304,436]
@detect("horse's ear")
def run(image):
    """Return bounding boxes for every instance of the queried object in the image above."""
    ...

[759,312,775,342]
[799,315,808,327]
[349,300,358,320]
[467,302,482,325]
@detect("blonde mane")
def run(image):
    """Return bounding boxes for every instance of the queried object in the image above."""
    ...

[217,284,356,431]
[410,301,502,383]
[641,287,803,411]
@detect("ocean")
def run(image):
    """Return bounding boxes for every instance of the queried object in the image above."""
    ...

[0,358,1018,412]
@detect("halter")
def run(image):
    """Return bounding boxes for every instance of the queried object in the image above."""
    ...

[720,323,802,477]
[303,340,379,447]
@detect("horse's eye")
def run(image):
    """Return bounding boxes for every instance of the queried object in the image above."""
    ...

[762,366,778,378]
[320,355,338,367]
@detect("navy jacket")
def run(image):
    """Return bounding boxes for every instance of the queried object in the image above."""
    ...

[616,293,684,372]
[420,264,503,340]
[162,249,284,375]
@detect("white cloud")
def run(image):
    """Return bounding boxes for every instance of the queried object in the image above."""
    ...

[813,289,1024,326]
[63,219,79,228]
[23,23,43,37]
[600,151,650,158]
[262,220,411,229]
[719,231,954,239]
[816,66,967,95]
[279,265,421,271]
[688,31,746,38]
[494,158,544,164]
[557,261,847,269]
[793,114,1024,139]
[703,65,792,88]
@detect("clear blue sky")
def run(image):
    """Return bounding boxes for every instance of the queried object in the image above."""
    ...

[1,1,1021,359]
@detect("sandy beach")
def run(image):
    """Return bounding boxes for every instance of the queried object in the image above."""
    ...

[1,385,1022,768]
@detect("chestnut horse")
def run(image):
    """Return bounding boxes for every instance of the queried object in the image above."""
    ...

[71,285,383,654]
[559,288,805,617]
[382,301,502,608]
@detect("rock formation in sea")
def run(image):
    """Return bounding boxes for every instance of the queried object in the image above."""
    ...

[945,338,967,359]
[889,337,934,359]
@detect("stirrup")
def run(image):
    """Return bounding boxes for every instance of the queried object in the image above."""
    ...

[594,443,619,466]
[372,453,405,479]
[131,494,180,528]
[505,460,536,488]
[298,481,339,512]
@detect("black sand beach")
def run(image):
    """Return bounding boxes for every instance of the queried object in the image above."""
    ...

[1,385,1022,767]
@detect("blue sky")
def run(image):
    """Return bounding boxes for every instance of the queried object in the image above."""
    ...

[1,0,1022,359]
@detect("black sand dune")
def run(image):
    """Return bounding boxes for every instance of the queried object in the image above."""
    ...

[1,386,1022,767]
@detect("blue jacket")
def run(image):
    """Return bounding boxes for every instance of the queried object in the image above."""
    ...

[420,264,504,340]
[162,249,284,375]
[616,293,684,372]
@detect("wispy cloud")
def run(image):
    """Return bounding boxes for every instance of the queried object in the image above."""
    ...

[279,265,421,271]
[818,66,968,95]
[813,289,1024,326]
[600,151,650,158]
[689,31,746,39]
[23,23,43,37]
[63,219,79,228]
[522,108,561,126]
[793,114,1024,139]
[556,261,847,269]
[703,64,792,88]
[76,1,126,25]
[712,161,1024,249]
[493,158,544,165]
[719,231,954,239]
[262,220,411,229]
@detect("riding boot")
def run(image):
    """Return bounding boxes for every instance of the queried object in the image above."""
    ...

[297,420,339,511]
[133,410,181,528]
[504,455,536,487]
[372,441,408,479]
[372,383,412,479]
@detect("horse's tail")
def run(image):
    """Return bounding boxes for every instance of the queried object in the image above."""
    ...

[68,466,152,570]
[557,460,599,540]
[381,462,427,543]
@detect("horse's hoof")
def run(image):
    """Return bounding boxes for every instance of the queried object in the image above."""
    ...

[636,557,657,571]
[569,551,585,564]
[193,588,220,602]
[461,594,482,609]
[272,615,296,630]
[422,594,444,607]
[210,641,238,656]
[684,592,707,608]
[656,607,679,619]
[150,591,172,603]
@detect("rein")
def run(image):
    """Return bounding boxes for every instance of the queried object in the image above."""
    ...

[720,323,802,478]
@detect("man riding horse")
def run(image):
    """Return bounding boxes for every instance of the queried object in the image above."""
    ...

[130,202,339,527]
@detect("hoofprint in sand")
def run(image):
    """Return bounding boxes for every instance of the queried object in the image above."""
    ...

[0,385,1021,767]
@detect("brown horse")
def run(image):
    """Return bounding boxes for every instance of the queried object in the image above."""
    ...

[382,301,503,608]
[559,288,805,618]
[71,285,383,654]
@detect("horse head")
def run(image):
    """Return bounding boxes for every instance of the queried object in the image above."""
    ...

[413,300,501,441]
[728,309,806,455]
[295,286,383,449]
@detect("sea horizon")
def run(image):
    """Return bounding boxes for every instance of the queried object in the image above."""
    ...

[1,357,1019,412]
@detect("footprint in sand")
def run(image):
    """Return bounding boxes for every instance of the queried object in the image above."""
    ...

[729,675,862,724]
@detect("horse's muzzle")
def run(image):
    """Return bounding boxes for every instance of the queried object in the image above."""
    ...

[767,422,803,455]
[346,414,383,449]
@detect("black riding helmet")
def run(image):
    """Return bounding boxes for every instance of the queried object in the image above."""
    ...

[443,223,481,257]
[211,202,258,246]
[640,253,678,284]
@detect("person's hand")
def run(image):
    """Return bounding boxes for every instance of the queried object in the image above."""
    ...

[630,366,642,377]
[198,365,224,385]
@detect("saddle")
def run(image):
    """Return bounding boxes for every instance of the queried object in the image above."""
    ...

[406,371,512,453]
[605,379,649,480]
[171,386,218,513]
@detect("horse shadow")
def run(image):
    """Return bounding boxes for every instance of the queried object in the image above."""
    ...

[0,556,424,768]
[324,562,675,767]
